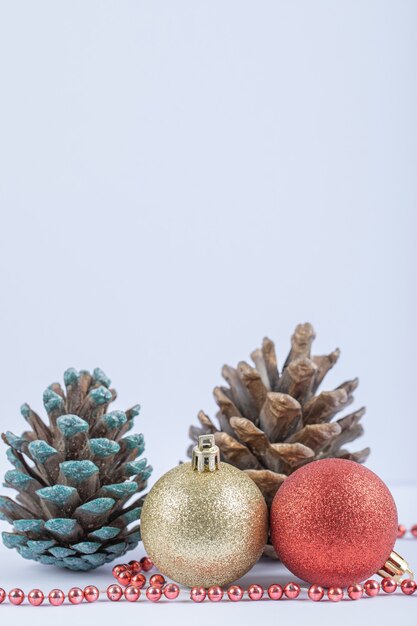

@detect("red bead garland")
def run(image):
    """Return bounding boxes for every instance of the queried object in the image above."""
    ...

[0,524,416,607]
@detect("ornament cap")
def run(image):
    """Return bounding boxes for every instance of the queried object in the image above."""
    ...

[378,550,414,582]
[192,435,220,473]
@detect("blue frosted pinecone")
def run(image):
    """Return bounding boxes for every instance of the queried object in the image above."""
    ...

[0,368,152,570]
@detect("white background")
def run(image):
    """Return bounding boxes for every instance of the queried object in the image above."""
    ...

[0,1,416,624]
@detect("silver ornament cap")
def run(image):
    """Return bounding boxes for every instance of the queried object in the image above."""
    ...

[191,434,220,472]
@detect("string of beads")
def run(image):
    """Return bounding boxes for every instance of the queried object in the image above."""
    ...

[1,525,416,606]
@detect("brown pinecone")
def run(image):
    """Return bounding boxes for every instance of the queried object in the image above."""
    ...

[188,323,369,556]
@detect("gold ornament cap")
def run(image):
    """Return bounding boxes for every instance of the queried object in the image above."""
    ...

[378,550,414,582]
[192,434,220,473]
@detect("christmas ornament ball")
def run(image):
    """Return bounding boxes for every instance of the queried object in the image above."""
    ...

[141,436,268,588]
[270,459,398,588]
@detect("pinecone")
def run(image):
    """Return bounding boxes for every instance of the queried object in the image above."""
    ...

[188,323,369,554]
[0,368,152,570]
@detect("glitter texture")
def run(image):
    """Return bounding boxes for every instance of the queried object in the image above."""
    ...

[141,462,268,588]
[270,459,398,587]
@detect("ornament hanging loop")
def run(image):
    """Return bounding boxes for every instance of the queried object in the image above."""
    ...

[378,550,414,582]
[192,435,220,473]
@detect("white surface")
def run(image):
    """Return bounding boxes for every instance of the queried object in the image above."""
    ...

[0,485,415,625]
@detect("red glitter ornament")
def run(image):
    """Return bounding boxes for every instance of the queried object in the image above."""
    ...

[270,459,399,587]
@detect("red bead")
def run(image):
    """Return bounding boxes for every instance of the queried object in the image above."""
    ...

[131,573,147,589]
[328,587,343,602]
[149,574,165,588]
[267,584,283,600]
[411,524,417,538]
[9,588,25,605]
[125,585,140,602]
[28,589,44,606]
[364,580,380,597]
[113,564,126,579]
[49,589,65,606]
[84,585,100,603]
[247,584,263,600]
[381,577,397,594]
[227,585,243,602]
[164,584,180,600]
[117,569,132,586]
[140,556,153,572]
[397,524,406,538]
[401,579,417,595]
[146,586,162,602]
[68,587,84,604]
[284,582,300,599]
[107,585,123,602]
[207,585,223,602]
[129,560,142,574]
[308,584,324,601]
[0,589,5,604]
[347,583,363,600]
[191,586,207,602]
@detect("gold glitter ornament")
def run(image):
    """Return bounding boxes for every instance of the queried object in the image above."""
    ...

[141,435,268,588]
